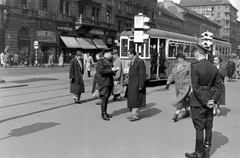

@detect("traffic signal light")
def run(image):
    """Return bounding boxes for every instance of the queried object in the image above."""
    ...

[134,13,150,43]
[201,31,213,48]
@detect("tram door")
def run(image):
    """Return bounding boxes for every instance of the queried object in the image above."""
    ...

[159,39,166,79]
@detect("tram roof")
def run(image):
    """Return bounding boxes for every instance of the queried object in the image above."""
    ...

[212,39,231,47]
[120,28,198,43]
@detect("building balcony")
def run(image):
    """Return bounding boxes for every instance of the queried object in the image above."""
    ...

[9,8,38,17]
[75,17,114,29]
[225,16,230,21]
[224,9,230,13]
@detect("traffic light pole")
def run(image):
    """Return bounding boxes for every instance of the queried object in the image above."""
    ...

[35,49,38,66]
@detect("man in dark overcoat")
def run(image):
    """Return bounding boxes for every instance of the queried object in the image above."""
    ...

[69,51,85,103]
[127,49,146,121]
[97,48,118,121]
[185,45,222,158]
[226,57,236,81]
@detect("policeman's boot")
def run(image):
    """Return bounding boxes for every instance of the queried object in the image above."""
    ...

[87,71,91,77]
[172,114,178,122]
[185,139,204,158]
[203,141,211,158]
[101,98,109,121]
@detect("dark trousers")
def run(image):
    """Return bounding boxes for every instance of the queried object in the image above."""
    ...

[191,106,213,152]
[99,86,112,114]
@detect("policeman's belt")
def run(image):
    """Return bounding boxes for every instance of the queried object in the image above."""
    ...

[199,86,211,90]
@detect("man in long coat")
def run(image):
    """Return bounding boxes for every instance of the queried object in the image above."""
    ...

[226,57,235,81]
[69,51,85,103]
[165,53,191,122]
[185,45,222,158]
[127,49,146,121]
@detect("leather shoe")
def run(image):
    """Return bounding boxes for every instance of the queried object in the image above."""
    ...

[128,115,140,121]
[185,151,203,158]
[172,114,178,122]
[106,113,112,118]
[182,111,190,118]
[101,113,110,121]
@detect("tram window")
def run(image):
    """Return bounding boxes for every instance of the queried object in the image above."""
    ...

[184,44,190,57]
[169,42,176,57]
[150,38,157,58]
[191,45,197,57]
[146,41,149,57]
[177,43,184,54]
[121,39,128,57]
[219,47,222,55]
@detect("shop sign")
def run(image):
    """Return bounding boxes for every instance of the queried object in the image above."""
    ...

[57,26,73,32]
[53,14,73,22]
[89,29,104,35]
[37,31,57,43]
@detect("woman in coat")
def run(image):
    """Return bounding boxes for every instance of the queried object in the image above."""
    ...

[127,49,146,121]
[84,53,94,77]
[112,49,124,101]
[165,53,191,122]
[69,51,85,103]
[213,56,227,116]
[226,58,235,81]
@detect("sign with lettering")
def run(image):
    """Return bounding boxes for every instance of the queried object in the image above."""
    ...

[89,29,104,35]
[37,31,57,43]
[53,14,73,22]
[38,10,47,18]
[57,26,74,32]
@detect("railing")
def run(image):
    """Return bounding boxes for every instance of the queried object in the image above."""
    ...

[76,17,114,29]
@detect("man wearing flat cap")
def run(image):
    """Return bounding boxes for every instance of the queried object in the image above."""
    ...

[96,48,118,121]
[165,53,191,122]
[185,45,222,158]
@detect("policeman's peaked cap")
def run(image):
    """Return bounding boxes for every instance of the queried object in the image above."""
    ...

[176,53,186,60]
[194,44,210,55]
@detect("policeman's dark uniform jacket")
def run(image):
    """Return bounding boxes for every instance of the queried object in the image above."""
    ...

[186,45,222,158]
[96,48,116,120]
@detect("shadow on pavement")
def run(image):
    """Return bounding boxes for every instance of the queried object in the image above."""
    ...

[210,131,229,156]
[111,102,158,117]
[0,122,60,141]
[219,107,231,117]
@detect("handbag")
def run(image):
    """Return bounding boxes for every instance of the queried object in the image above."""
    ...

[113,81,124,94]
[93,89,99,98]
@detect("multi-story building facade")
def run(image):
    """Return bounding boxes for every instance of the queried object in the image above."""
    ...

[156,3,185,34]
[3,0,116,63]
[180,0,239,54]
[160,0,221,38]
[0,0,11,52]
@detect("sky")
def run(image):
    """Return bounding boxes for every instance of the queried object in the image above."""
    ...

[158,0,240,20]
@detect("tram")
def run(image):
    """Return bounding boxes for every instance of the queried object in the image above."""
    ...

[119,28,232,85]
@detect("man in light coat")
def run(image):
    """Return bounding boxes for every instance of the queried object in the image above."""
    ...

[165,53,191,122]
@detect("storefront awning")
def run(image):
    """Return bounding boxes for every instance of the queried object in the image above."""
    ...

[76,38,96,49]
[60,36,81,48]
[92,39,108,49]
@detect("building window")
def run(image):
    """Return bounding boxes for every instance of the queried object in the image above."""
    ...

[92,7,95,20]
[60,0,70,15]
[118,21,121,32]
[96,8,100,21]
[22,0,28,9]
[118,1,121,10]
[43,0,48,12]
[107,10,111,23]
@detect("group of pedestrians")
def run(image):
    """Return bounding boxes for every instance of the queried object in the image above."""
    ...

[68,48,146,122]
[164,44,225,158]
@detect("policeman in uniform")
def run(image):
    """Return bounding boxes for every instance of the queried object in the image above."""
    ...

[185,45,222,158]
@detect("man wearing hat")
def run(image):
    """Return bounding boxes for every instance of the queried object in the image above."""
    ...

[185,45,222,158]
[69,51,85,103]
[96,48,118,121]
[165,53,191,122]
